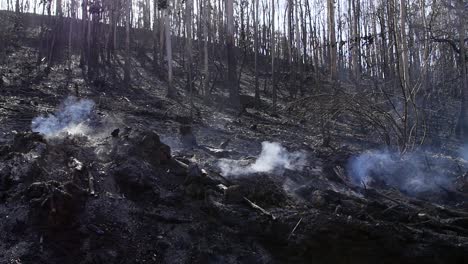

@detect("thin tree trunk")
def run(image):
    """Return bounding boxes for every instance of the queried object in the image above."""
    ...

[271,0,277,112]
[153,0,159,68]
[203,0,210,98]
[56,0,63,16]
[254,0,260,107]
[165,6,175,97]
[185,0,194,115]
[68,0,75,69]
[327,0,337,81]
[457,0,468,137]
[124,0,131,84]
[80,0,88,67]
[226,0,239,106]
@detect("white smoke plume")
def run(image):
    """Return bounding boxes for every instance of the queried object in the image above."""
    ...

[458,145,468,162]
[32,96,95,138]
[218,142,307,177]
[347,149,455,194]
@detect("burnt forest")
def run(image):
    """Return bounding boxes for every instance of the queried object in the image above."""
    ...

[0,0,468,263]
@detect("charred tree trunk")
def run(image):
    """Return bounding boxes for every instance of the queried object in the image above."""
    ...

[165,6,175,97]
[226,0,239,107]
[254,0,260,107]
[124,0,131,84]
[271,0,277,112]
[327,0,337,81]
[456,0,468,138]
[80,0,88,68]
[153,0,159,69]
[203,0,210,98]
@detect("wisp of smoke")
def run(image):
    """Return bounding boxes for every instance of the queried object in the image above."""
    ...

[218,142,307,177]
[458,145,468,163]
[347,149,454,194]
[32,96,95,138]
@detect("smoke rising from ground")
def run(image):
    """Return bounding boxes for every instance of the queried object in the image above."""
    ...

[218,142,307,177]
[347,149,456,194]
[32,96,95,138]
[458,145,468,162]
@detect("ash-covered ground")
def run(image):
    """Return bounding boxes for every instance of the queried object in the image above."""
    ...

[1,21,468,264]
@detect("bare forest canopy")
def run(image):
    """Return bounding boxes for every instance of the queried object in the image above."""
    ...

[0,0,468,151]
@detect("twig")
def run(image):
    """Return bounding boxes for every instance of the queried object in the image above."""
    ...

[39,235,44,253]
[287,217,303,240]
[381,204,399,215]
[88,171,96,196]
[243,197,276,220]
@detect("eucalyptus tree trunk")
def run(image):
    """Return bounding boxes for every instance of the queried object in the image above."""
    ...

[203,0,210,98]
[397,0,410,148]
[68,0,76,69]
[80,0,88,67]
[124,0,131,84]
[165,6,175,97]
[159,6,165,67]
[351,0,360,80]
[327,0,337,81]
[271,0,277,111]
[226,0,239,107]
[56,0,63,16]
[185,0,194,111]
[295,0,303,95]
[254,0,260,107]
[153,0,159,68]
[288,0,293,70]
[456,0,468,138]
[399,0,410,91]
[288,0,297,98]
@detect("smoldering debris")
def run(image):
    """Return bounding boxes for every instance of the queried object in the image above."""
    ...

[31,96,95,138]
[346,149,457,194]
[218,142,307,177]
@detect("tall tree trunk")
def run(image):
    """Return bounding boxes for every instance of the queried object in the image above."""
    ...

[457,0,468,138]
[124,0,131,84]
[226,0,239,106]
[351,0,360,80]
[56,0,63,16]
[295,0,303,95]
[68,0,76,69]
[87,2,92,76]
[203,0,210,98]
[153,0,159,68]
[271,0,277,111]
[327,0,337,81]
[185,0,194,114]
[160,8,165,67]
[80,0,88,67]
[288,0,293,71]
[254,0,260,107]
[165,6,175,97]
[397,0,409,148]
[399,0,410,91]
